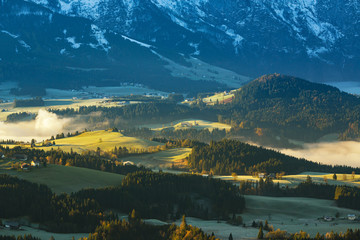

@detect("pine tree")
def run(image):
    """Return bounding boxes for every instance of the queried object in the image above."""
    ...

[180,215,187,230]
[257,226,264,239]
[333,173,337,180]
[229,233,233,240]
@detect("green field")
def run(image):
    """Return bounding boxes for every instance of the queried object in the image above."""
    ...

[120,148,192,169]
[0,164,124,194]
[38,130,163,153]
[202,92,235,104]
[141,119,231,132]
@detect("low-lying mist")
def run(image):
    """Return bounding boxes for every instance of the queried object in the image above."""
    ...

[0,110,72,142]
[279,141,360,168]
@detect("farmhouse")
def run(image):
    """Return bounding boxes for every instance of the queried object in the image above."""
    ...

[0,151,4,158]
[21,163,30,170]
[324,216,333,222]
[258,173,266,178]
[4,221,20,230]
[31,160,40,167]
[181,122,193,127]
[348,214,356,221]
[123,161,135,166]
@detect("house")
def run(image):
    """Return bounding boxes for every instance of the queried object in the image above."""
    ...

[0,151,4,158]
[21,163,30,170]
[258,173,266,178]
[31,160,40,167]
[123,161,135,166]
[324,216,333,222]
[4,221,20,230]
[181,122,192,127]
[13,154,27,161]
[348,214,356,221]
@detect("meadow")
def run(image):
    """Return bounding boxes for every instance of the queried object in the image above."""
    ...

[141,119,231,132]
[120,148,192,169]
[38,130,163,153]
[0,164,124,194]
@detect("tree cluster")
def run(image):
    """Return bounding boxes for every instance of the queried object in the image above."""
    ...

[187,139,359,175]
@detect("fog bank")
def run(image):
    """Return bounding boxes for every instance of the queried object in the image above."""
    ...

[279,141,360,168]
[0,110,71,142]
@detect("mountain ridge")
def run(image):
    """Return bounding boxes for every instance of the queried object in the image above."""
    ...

[1,0,360,93]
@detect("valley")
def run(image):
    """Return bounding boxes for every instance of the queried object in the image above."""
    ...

[1,0,360,239]
[1,75,360,240]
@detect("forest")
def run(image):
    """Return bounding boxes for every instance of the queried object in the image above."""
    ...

[13,97,44,108]
[187,139,359,175]
[238,176,360,211]
[0,174,109,233]
[0,171,244,232]
[74,171,245,220]
[216,74,360,141]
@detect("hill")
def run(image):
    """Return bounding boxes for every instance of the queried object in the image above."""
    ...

[41,130,163,153]
[219,74,360,141]
[188,139,359,175]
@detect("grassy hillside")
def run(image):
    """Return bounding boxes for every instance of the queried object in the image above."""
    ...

[243,195,360,236]
[40,130,163,153]
[141,119,231,132]
[120,148,192,169]
[0,164,124,194]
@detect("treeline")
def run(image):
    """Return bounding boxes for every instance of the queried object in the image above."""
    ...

[74,171,245,220]
[1,171,245,232]
[5,112,34,122]
[0,174,110,233]
[0,146,146,175]
[0,236,40,240]
[81,215,218,240]
[49,103,217,128]
[187,139,360,175]
[261,228,360,240]
[239,177,360,211]
[13,97,44,108]
[124,127,227,143]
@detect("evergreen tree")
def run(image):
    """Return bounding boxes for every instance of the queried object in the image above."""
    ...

[229,233,233,240]
[333,173,337,180]
[257,226,264,239]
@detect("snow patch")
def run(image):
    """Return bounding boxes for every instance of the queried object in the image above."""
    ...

[90,24,110,52]
[18,40,31,51]
[189,42,200,56]
[1,30,31,51]
[60,48,66,55]
[28,0,48,4]
[59,0,72,13]
[66,37,81,49]
[121,35,152,48]
[1,30,19,39]
[306,46,328,58]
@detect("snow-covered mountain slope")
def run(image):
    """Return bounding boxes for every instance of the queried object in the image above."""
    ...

[1,0,360,93]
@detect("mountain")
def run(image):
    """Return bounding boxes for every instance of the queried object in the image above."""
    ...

[220,74,360,141]
[1,0,360,94]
